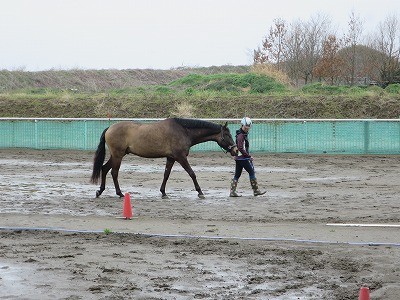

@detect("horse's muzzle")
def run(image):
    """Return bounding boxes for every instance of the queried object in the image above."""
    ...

[229,145,238,156]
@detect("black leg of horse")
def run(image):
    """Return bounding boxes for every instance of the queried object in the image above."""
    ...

[96,158,112,198]
[177,157,205,199]
[111,157,124,197]
[160,157,175,199]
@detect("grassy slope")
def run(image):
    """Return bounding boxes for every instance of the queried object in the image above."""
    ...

[0,67,399,119]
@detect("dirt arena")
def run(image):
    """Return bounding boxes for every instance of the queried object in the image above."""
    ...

[0,149,399,299]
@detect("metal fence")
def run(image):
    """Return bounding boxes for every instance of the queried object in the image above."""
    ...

[0,118,399,154]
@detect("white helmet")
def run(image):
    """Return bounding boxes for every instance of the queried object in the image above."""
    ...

[241,117,252,127]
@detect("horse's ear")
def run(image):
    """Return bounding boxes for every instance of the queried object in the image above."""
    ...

[223,122,228,128]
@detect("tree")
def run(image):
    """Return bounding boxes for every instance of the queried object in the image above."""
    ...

[313,35,344,84]
[254,18,287,71]
[370,14,400,84]
[338,44,382,84]
[342,10,364,85]
[253,47,268,64]
[284,20,306,86]
[301,14,331,84]
[379,14,400,84]
[251,11,400,87]
[254,15,331,85]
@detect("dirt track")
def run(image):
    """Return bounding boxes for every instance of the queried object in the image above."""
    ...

[0,149,399,299]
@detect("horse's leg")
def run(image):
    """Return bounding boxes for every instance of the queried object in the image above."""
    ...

[96,158,112,198]
[111,156,124,197]
[160,157,175,199]
[177,157,204,199]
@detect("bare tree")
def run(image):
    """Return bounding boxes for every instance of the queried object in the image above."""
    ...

[284,20,306,86]
[342,10,364,85]
[369,14,400,85]
[254,18,287,71]
[301,14,332,84]
[253,47,268,64]
[380,14,400,84]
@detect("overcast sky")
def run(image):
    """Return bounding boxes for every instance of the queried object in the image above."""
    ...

[1,0,399,71]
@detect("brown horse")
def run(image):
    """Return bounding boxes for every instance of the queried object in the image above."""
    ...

[90,118,238,199]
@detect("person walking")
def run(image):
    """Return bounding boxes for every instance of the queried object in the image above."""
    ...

[230,117,266,197]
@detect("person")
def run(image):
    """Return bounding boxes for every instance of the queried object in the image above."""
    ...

[229,117,266,197]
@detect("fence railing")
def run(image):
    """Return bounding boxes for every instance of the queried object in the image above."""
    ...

[0,118,399,154]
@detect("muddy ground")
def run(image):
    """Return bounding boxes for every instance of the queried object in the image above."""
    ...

[0,149,399,299]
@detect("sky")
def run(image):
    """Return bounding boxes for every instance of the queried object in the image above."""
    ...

[1,0,399,71]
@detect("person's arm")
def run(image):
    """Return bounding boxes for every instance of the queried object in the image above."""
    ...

[237,134,250,157]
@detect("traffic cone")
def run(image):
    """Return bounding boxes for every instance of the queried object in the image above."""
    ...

[123,192,133,219]
[358,286,370,300]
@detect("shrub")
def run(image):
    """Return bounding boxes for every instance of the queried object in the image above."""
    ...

[171,73,287,94]
[155,86,172,94]
[171,74,204,86]
[385,83,400,94]
[301,83,351,95]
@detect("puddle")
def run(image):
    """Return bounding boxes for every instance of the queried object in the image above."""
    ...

[0,262,92,299]
[123,164,308,174]
[300,176,361,182]
[0,159,90,168]
[0,263,35,298]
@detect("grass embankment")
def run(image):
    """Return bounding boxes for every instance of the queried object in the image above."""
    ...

[0,67,399,118]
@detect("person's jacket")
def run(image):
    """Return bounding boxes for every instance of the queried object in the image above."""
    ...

[235,128,250,160]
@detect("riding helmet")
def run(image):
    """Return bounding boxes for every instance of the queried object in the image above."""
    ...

[240,117,252,127]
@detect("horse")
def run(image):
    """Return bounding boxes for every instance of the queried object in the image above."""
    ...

[90,118,238,199]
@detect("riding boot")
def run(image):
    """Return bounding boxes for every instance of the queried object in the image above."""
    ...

[229,179,241,197]
[250,178,266,196]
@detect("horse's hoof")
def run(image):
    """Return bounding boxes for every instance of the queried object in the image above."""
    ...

[117,193,124,198]
[162,194,169,199]
[198,194,205,199]
[96,190,100,198]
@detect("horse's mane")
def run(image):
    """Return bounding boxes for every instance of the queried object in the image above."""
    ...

[173,118,221,132]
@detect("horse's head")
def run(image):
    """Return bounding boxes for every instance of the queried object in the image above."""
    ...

[218,122,238,156]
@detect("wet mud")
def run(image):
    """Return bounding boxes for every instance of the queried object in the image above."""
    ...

[0,149,399,299]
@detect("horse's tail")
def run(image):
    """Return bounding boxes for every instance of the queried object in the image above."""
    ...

[90,127,108,184]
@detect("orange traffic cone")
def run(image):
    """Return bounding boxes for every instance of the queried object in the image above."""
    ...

[358,286,370,300]
[123,192,133,219]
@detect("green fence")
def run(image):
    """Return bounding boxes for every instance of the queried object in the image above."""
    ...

[0,118,399,154]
